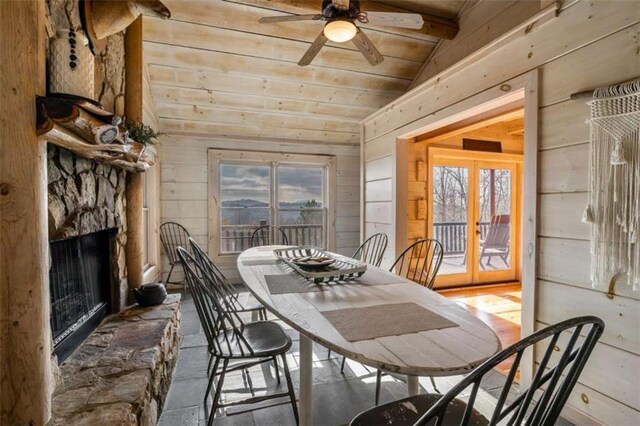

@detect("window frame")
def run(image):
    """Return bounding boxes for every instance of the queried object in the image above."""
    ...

[142,146,160,283]
[208,149,337,266]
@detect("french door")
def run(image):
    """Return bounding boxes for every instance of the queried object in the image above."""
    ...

[427,148,522,288]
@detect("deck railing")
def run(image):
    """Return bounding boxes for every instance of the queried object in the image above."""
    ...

[221,224,323,253]
[433,222,490,254]
[222,222,487,255]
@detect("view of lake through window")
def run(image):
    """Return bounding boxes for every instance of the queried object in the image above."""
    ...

[219,162,326,253]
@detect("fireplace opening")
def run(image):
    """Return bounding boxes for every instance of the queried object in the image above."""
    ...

[49,229,115,362]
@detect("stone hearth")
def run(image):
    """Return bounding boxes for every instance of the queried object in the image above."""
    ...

[51,295,181,425]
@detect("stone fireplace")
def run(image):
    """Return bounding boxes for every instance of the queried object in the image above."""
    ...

[47,146,129,358]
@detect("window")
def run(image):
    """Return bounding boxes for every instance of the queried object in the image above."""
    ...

[142,148,160,282]
[143,171,150,268]
[209,150,336,258]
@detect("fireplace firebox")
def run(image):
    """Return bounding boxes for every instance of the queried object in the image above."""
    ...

[49,229,115,362]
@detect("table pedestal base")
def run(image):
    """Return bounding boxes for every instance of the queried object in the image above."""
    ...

[300,335,313,426]
[407,375,420,396]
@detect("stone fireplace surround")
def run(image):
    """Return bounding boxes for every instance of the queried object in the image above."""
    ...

[48,147,181,424]
[47,145,129,310]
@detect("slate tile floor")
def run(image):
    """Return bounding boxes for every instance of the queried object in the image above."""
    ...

[159,290,574,426]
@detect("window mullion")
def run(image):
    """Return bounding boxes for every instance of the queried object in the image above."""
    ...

[272,161,278,228]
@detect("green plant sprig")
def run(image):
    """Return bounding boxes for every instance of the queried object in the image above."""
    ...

[123,119,164,146]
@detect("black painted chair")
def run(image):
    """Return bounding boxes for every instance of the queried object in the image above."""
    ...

[188,237,267,321]
[188,237,271,381]
[351,316,604,426]
[391,238,444,289]
[159,222,192,287]
[177,247,299,426]
[352,233,388,267]
[250,224,289,247]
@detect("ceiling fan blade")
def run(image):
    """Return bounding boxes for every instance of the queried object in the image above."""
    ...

[332,0,350,10]
[351,29,384,66]
[298,31,328,66]
[364,12,424,29]
[259,14,323,23]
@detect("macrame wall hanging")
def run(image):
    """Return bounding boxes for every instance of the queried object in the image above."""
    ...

[582,80,640,291]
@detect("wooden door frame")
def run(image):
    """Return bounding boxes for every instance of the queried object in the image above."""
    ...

[393,70,539,386]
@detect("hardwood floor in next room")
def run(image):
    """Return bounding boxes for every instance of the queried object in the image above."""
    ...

[439,283,522,377]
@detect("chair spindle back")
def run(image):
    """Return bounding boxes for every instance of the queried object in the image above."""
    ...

[352,233,388,267]
[390,239,443,289]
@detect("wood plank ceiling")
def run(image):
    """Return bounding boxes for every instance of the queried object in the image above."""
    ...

[143,0,465,145]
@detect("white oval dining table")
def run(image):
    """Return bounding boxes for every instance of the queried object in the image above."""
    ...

[237,247,501,425]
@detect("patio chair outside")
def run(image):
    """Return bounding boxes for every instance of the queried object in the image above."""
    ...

[177,247,299,426]
[159,221,191,286]
[351,316,604,426]
[250,224,289,247]
[479,214,511,269]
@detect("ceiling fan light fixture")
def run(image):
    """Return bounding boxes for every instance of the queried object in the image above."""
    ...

[324,20,357,43]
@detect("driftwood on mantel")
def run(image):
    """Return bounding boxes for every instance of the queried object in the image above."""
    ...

[36,96,153,172]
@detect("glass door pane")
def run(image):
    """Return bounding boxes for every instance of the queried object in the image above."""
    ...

[277,166,325,247]
[477,168,512,271]
[432,165,470,276]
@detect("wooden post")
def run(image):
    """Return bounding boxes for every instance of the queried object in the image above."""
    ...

[125,17,145,289]
[0,1,51,424]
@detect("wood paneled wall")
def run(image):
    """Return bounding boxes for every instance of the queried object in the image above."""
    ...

[159,137,360,283]
[362,0,640,423]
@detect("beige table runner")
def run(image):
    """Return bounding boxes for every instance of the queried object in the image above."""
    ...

[321,302,458,342]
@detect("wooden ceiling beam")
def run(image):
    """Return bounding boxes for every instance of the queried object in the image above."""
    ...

[228,0,458,40]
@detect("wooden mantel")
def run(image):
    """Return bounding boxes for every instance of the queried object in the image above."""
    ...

[36,96,154,173]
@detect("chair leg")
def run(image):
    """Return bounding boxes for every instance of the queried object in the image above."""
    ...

[205,356,220,406]
[208,358,229,426]
[327,349,331,359]
[273,355,280,384]
[430,376,440,393]
[375,369,382,406]
[340,356,346,373]
[281,353,299,425]
[165,264,175,284]
[207,353,214,376]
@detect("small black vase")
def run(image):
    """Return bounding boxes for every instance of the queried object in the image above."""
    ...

[132,282,167,307]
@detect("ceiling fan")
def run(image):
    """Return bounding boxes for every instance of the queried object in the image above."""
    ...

[258,0,424,66]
